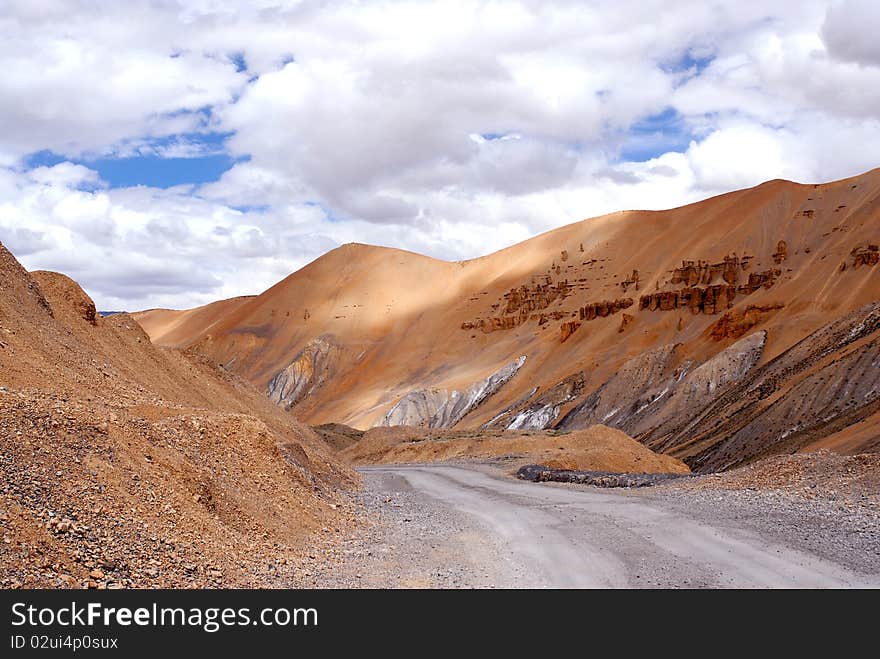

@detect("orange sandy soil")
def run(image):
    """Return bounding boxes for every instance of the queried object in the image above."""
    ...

[341,424,689,474]
[0,245,357,589]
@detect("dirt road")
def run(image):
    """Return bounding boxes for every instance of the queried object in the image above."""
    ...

[323,464,879,588]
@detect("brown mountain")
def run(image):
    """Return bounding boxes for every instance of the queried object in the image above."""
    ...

[0,241,354,588]
[134,168,880,472]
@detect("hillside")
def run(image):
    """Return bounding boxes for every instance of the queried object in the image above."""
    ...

[134,168,880,472]
[0,243,356,588]
[133,296,255,349]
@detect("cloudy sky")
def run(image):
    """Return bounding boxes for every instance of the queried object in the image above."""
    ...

[1,0,879,310]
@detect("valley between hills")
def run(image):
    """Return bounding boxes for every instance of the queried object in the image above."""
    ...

[2,168,880,588]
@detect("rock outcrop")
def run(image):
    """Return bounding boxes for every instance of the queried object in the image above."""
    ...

[462,279,572,334]
[556,344,681,431]
[738,269,781,294]
[620,269,640,292]
[652,302,880,471]
[379,388,449,427]
[381,356,527,428]
[267,336,339,409]
[670,255,744,287]
[628,331,767,440]
[578,297,633,320]
[639,284,739,314]
[851,243,879,268]
[506,371,587,430]
[709,303,784,341]
[639,264,780,316]
[772,240,787,264]
[503,281,571,315]
[556,332,768,457]
[559,321,581,343]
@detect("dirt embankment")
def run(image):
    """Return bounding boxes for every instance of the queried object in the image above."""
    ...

[0,247,357,589]
[661,450,880,503]
[341,423,689,474]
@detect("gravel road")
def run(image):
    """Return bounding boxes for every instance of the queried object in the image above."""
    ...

[316,464,880,588]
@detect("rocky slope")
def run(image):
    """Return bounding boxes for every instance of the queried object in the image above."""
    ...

[134,168,880,471]
[0,244,356,588]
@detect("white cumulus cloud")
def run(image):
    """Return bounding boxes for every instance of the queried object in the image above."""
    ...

[0,0,879,310]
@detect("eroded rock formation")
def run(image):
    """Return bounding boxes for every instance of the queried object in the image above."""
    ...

[627,331,767,440]
[461,313,529,333]
[652,302,880,472]
[772,240,787,264]
[709,303,785,341]
[639,264,780,316]
[578,297,633,320]
[463,280,573,334]
[670,255,743,287]
[738,269,781,294]
[639,284,738,314]
[535,311,567,326]
[379,389,449,427]
[560,321,581,343]
[503,281,571,315]
[620,269,640,292]
[267,336,338,409]
[556,344,681,431]
[380,356,527,428]
[851,243,879,268]
[506,371,588,430]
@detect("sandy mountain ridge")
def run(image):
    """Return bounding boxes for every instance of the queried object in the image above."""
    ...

[0,242,357,588]
[135,168,880,471]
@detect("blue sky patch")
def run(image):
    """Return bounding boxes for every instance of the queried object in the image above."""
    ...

[25,150,67,169]
[85,153,237,188]
[230,203,270,214]
[662,51,715,81]
[229,52,247,72]
[23,131,242,189]
[618,107,695,162]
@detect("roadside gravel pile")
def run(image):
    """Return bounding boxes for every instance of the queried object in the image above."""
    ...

[0,243,356,588]
[344,424,689,474]
[516,464,691,487]
[648,451,880,574]
[665,450,880,503]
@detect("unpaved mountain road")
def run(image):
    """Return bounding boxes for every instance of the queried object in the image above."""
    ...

[316,464,880,588]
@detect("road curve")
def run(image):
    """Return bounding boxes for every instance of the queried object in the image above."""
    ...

[359,464,878,588]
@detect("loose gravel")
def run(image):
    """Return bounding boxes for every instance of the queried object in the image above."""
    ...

[312,470,511,588]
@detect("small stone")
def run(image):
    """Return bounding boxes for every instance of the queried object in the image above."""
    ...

[59,574,78,588]
[89,568,104,580]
